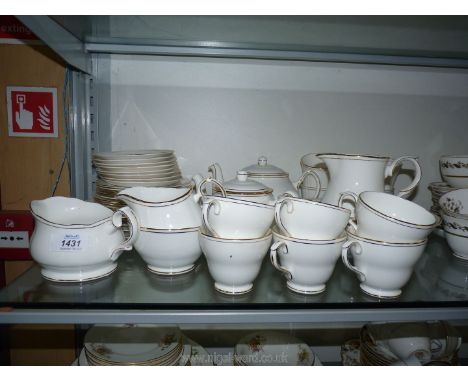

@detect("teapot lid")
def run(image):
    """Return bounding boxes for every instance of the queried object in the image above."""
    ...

[221,171,273,195]
[241,156,288,178]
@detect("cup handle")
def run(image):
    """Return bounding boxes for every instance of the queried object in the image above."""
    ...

[110,206,139,261]
[386,156,421,199]
[196,177,227,201]
[295,169,322,200]
[274,198,293,237]
[341,239,366,282]
[338,191,358,230]
[201,199,221,238]
[270,241,292,281]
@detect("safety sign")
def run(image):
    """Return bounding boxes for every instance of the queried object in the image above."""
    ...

[6,86,58,138]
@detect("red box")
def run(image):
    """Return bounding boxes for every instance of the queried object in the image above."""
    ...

[0,210,34,260]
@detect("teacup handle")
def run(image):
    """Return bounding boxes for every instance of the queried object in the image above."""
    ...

[385,156,421,199]
[338,191,358,230]
[341,240,366,282]
[196,177,227,200]
[201,198,221,238]
[110,206,139,261]
[274,197,294,237]
[270,241,292,281]
[295,169,322,200]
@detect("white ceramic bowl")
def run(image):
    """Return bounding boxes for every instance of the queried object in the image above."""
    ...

[342,227,427,298]
[343,191,438,242]
[271,229,347,294]
[440,155,468,188]
[201,196,274,239]
[30,197,137,282]
[199,229,272,294]
[275,196,350,240]
[134,227,202,275]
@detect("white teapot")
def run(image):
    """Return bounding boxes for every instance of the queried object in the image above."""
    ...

[209,157,321,200]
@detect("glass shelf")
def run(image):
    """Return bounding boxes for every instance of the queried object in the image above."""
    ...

[1,234,468,324]
[16,16,468,74]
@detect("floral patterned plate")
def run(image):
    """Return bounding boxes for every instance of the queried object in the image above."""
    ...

[234,331,315,366]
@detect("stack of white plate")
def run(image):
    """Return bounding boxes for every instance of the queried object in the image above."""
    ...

[233,331,316,366]
[428,181,458,222]
[78,325,212,366]
[93,150,187,211]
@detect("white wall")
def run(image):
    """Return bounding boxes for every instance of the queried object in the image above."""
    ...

[109,55,468,208]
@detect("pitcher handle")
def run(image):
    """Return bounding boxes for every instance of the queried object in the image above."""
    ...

[338,191,358,230]
[274,197,294,237]
[111,206,139,261]
[341,240,365,282]
[295,169,322,200]
[201,198,221,238]
[270,241,292,281]
[386,156,421,199]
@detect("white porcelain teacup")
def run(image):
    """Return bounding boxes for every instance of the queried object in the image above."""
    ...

[440,155,468,188]
[439,189,468,260]
[270,228,347,294]
[274,195,350,240]
[199,229,272,295]
[387,336,431,364]
[340,191,439,243]
[201,196,274,239]
[341,227,427,298]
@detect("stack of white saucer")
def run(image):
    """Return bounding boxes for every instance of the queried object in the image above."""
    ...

[92,150,187,211]
[77,325,213,366]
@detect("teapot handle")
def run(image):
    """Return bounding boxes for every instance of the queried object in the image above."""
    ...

[110,206,139,261]
[386,156,421,199]
[295,168,322,200]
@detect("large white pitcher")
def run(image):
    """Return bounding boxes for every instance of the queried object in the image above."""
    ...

[317,154,421,208]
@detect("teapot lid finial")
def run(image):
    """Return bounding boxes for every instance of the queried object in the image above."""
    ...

[236,171,249,181]
[258,156,268,166]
